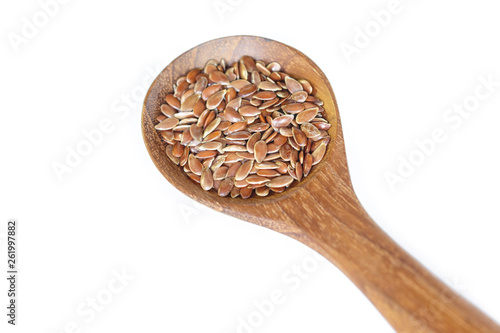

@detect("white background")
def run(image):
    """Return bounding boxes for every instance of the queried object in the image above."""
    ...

[1,0,500,332]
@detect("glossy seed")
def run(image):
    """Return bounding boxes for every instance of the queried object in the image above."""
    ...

[166,145,179,165]
[279,127,293,137]
[266,62,281,72]
[239,105,261,117]
[246,175,270,185]
[257,169,280,177]
[189,123,203,142]
[227,121,247,133]
[263,153,281,161]
[211,155,226,171]
[274,134,287,146]
[282,103,304,114]
[255,187,270,196]
[240,56,256,71]
[174,80,189,98]
[288,136,301,151]
[196,150,218,159]
[311,141,327,165]
[200,168,214,191]
[301,122,322,139]
[179,93,200,112]
[267,143,279,153]
[204,130,222,142]
[226,97,242,110]
[186,69,201,83]
[164,94,179,110]
[213,166,229,180]
[194,76,208,93]
[188,155,203,175]
[251,71,261,85]
[179,118,197,126]
[236,152,255,160]
[226,131,251,141]
[295,163,303,181]
[216,121,231,131]
[235,160,254,181]
[266,175,294,188]
[196,109,209,127]
[246,132,261,153]
[161,130,174,142]
[312,122,332,131]
[299,79,313,94]
[161,104,177,117]
[253,91,276,100]
[288,165,298,180]
[239,62,248,80]
[226,162,242,178]
[199,141,223,151]
[270,72,282,81]
[230,79,251,91]
[187,173,201,183]
[225,107,244,122]
[155,117,179,130]
[206,90,226,109]
[209,71,229,85]
[238,84,257,98]
[248,123,270,132]
[230,186,240,198]
[284,76,303,94]
[178,130,192,145]
[290,91,308,103]
[203,117,221,138]
[172,142,184,157]
[223,145,247,152]
[296,107,318,124]
[254,140,267,163]
[173,112,195,120]
[255,162,279,169]
[256,62,271,76]
[179,146,189,166]
[204,63,217,74]
[240,187,253,199]
[303,153,313,177]
[292,127,307,147]
[271,115,294,128]
[218,178,234,197]
[202,84,222,101]
[279,143,292,161]
[258,81,281,91]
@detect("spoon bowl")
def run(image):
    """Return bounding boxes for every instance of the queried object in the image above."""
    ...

[142,35,500,332]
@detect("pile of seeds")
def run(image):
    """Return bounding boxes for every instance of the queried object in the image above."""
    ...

[155,56,331,198]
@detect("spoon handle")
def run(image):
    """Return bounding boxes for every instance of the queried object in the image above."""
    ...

[294,185,500,332]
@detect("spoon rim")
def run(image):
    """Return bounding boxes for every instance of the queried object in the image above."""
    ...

[141,35,342,206]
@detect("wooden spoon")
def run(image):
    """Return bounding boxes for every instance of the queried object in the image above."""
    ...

[142,36,500,332]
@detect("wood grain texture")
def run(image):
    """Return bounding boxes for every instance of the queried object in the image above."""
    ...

[142,35,500,332]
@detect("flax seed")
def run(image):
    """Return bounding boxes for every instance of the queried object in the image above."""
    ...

[156,56,331,198]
